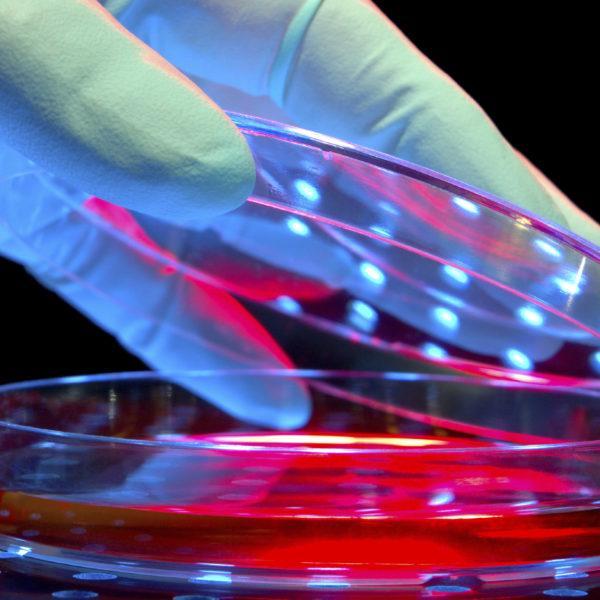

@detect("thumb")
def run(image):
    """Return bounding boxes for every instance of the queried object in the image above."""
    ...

[0,0,255,224]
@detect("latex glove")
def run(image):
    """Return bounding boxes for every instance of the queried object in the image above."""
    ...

[1,1,598,430]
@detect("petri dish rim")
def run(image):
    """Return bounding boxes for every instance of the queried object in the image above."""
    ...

[40,111,600,274]
[1,369,600,455]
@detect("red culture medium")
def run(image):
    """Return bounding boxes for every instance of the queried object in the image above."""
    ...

[2,431,599,575]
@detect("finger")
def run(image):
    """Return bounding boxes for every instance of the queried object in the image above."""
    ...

[0,147,310,430]
[0,0,254,224]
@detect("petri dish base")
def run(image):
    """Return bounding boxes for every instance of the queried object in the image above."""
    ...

[1,370,600,596]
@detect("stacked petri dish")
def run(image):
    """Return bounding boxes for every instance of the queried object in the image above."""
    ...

[0,114,599,597]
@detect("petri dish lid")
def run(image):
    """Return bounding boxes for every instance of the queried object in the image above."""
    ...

[2,113,599,385]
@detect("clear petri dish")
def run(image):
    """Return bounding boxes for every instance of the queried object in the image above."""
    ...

[1,370,600,595]
[0,112,598,384]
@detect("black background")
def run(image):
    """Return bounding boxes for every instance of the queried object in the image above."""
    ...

[0,7,596,385]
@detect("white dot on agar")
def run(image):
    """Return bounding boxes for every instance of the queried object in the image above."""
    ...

[555,571,589,580]
[452,196,480,215]
[441,264,470,286]
[426,584,472,593]
[307,579,351,589]
[274,295,302,314]
[21,529,39,537]
[533,238,562,259]
[73,572,117,581]
[553,276,583,295]
[285,216,310,236]
[504,348,533,371]
[70,527,87,535]
[421,342,448,360]
[432,306,459,330]
[293,178,321,203]
[516,305,545,327]
[359,261,386,286]
[188,569,233,584]
[543,589,588,597]
[347,299,378,333]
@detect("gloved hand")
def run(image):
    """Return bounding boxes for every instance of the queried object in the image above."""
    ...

[1,1,598,428]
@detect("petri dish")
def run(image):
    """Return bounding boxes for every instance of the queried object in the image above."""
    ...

[1,370,600,596]
[0,112,598,384]
[0,113,599,595]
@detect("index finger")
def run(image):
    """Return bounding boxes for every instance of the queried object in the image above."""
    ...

[0,0,255,223]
